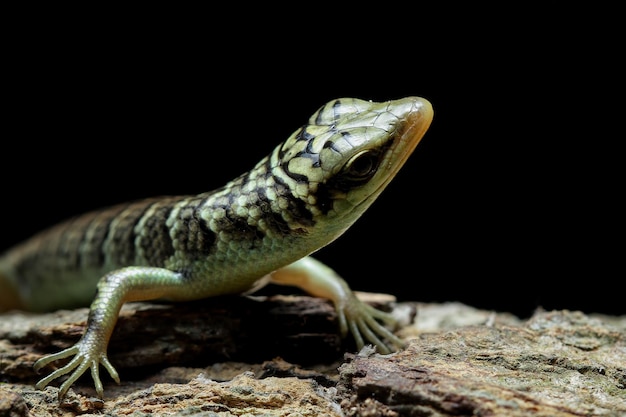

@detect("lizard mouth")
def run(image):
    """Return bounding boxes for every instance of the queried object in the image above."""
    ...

[386,98,434,181]
[368,97,434,201]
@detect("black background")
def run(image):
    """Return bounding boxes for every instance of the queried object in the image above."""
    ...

[2,11,623,319]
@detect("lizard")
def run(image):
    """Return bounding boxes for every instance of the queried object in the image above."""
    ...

[0,96,434,400]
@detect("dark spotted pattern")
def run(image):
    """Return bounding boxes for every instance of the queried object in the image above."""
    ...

[138,201,176,266]
[80,204,129,268]
[284,127,321,169]
[298,136,321,168]
[295,126,315,143]
[173,197,216,260]
[217,214,264,242]
[54,216,92,270]
[271,175,314,228]
[105,199,158,266]
[281,163,308,183]
[322,139,342,153]
[256,187,304,235]
[312,183,335,215]
[209,180,309,242]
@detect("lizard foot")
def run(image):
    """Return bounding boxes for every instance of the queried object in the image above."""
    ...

[34,338,120,400]
[337,293,406,354]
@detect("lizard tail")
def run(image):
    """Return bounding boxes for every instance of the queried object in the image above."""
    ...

[0,262,25,312]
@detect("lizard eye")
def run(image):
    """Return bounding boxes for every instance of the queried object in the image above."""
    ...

[344,150,380,181]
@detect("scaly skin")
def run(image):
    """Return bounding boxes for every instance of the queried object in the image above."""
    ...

[0,97,434,400]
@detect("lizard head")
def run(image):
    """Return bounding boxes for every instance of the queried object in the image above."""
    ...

[273,96,434,237]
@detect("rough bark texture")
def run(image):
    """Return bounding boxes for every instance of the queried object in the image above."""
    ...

[0,296,624,416]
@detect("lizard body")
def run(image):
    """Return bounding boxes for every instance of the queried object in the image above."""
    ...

[0,96,434,399]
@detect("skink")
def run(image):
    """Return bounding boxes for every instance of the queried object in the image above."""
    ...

[0,96,434,399]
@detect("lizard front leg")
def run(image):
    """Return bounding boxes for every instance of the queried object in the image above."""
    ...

[269,256,406,354]
[34,266,185,400]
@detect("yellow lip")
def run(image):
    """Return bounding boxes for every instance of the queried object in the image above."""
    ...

[381,97,434,189]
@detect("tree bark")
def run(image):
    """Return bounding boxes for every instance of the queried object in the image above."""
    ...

[1,296,624,416]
